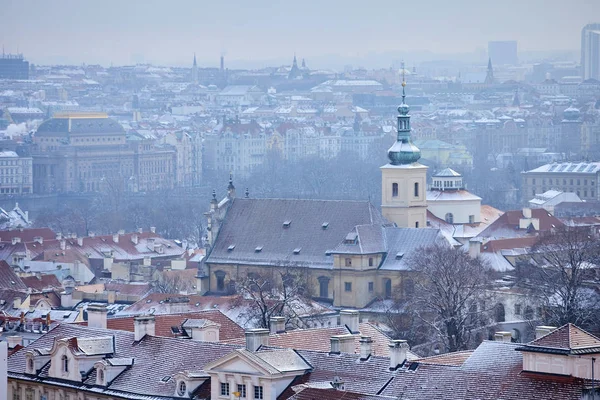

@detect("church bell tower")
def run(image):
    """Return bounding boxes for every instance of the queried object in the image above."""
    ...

[380,69,427,228]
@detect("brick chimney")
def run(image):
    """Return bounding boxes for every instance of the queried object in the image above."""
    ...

[340,309,360,334]
[359,336,373,361]
[245,328,269,352]
[112,234,119,244]
[150,226,156,234]
[59,240,66,251]
[269,316,286,334]
[134,315,156,341]
[389,340,409,370]
[77,237,83,247]
[87,303,107,329]
[330,334,354,354]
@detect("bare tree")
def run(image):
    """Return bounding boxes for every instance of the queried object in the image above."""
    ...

[153,270,195,294]
[406,243,493,353]
[528,226,600,331]
[234,265,313,329]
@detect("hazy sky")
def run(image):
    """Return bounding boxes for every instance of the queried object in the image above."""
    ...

[1,0,598,67]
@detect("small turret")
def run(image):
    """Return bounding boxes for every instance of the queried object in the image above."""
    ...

[227,174,236,199]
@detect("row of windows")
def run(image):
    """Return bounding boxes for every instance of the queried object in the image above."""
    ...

[220,382,263,399]
[532,178,596,186]
[392,182,420,198]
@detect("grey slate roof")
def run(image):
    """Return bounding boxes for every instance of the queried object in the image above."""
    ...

[332,226,442,270]
[206,198,388,269]
[8,323,242,400]
[36,117,124,135]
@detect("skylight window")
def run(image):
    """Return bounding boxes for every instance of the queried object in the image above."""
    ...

[283,220,292,228]
[293,248,301,254]
[255,246,263,252]
[227,244,235,251]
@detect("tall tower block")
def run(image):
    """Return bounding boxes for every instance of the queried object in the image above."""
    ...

[380,72,427,228]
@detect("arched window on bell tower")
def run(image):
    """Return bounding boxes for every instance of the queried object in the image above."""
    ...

[392,183,398,197]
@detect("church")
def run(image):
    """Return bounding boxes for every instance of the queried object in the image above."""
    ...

[199,82,442,308]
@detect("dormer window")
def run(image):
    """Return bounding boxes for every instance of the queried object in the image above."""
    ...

[28,358,34,373]
[98,368,105,384]
[177,381,187,396]
[62,355,69,373]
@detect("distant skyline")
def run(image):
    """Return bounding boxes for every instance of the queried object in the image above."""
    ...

[1,0,599,68]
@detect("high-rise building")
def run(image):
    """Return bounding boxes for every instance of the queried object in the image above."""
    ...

[581,23,600,80]
[0,53,29,80]
[488,41,518,65]
[380,76,427,229]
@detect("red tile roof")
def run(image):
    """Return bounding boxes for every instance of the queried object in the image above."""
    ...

[0,260,26,290]
[21,274,62,292]
[481,236,538,253]
[223,323,396,358]
[80,309,244,341]
[0,228,56,243]
[528,323,600,351]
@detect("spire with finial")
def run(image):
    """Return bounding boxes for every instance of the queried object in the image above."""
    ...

[386,61,421,165]
[293,52,298,67]
[227,173,236,198]
[245,188,249,198]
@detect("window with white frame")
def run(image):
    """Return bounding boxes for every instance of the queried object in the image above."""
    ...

[177,381,187,396]
[237,384,247,398]
[254,385,264,399]
[221,382,230,397]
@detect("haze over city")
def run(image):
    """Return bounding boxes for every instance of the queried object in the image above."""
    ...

[2,0,599,67]
[2,2,600,399]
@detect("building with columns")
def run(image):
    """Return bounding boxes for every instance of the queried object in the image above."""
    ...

[380,81,428,228]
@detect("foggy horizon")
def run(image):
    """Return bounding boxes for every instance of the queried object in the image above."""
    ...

[1,0,599,68]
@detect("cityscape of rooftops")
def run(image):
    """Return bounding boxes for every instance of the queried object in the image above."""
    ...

[0,1,600,399]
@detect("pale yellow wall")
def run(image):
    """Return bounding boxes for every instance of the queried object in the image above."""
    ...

[207,256,413,308]
[381,164,428,228]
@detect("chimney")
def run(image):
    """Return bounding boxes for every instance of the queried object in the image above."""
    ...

[6,335,22,349]
[11,237,20,245]
[359,336,373,361]
[389,340,409,370]
[59,240,66,251]
[89,232,95,238]
[70,233,76,239]
[523,208,532,218]
[468,238,481,258]
[131,234,139,245]
[330,334,354,354]
[494,331,512,342]
[112,234,119,244]
[118,229,125,235]
[134,315,156,341]
[245,328,269,351]
[56,233,62,240]
[150,226,156,234]
[137,228,143,234]
[87,303,108,329]
[269,316,286,334]
[77,237,83,247]
[535,326,557,339]
[340,309,360,334]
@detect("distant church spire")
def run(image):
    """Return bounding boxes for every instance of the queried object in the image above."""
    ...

[485,58,495,84]
[386,62,421,165]
[512,88,520,107]
[191,53,198,83]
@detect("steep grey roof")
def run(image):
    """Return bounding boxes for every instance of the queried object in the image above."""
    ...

[379,228,443,270]
[206,198,388,269]
[8,323,242,399]
[36,117,124,136]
